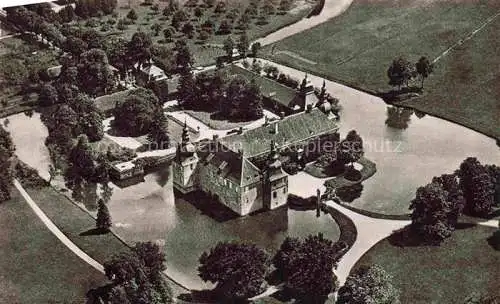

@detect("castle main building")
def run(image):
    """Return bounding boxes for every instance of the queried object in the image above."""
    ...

[172,108,339,216]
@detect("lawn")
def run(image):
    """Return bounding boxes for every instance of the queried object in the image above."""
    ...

[354,224,500,303]
[185,109,258,130]
[261,0,500,139]
[0,187,108,304]
[23,185,189,295]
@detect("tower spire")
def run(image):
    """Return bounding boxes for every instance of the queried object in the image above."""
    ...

[181,119,189,145]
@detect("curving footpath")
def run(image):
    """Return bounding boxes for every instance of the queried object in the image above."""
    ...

[13,179,106,274]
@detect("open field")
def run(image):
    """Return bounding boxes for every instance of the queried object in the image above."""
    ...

[262,1,500,139]
[354,224,500,303]
[0,187,107,303]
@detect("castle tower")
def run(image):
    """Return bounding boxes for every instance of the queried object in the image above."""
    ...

[264,141,288,210]
[173,121,199,194]
[298,74,318,111]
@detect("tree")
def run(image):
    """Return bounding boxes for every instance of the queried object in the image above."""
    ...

[218,19,232,35]
[223,36,235,62]
[409,182,455,243]
[38,84,59,107]
[458,157,495,217]
[432,173,465,226]
[243,79,264,119]
[198,242,270,301]
[177,71,196,108]
[71,94,105,141]
[387,57,413,90]
[175,39,194,73]
[64,36,89,57]
[237,31,249,58]
[148,111,170,150]
[337,264,400,304]
[48,164,59,185]
[128,31,153,68]
[251,42,261,58]
[181,22,195,38]
[78,48,115,95]
[58,5,75,23]
[274,233,341,302]
[171,10,188,30]
[126,9,138,21]
[338,130,364,168]
[0,125,15,203]
[113,89,158,136]
[96,199,112,230]
[68,134,97,181]
[151,23,162,36]
[103,242,173,304]
[463,292,500,304]
[415,56,433,89]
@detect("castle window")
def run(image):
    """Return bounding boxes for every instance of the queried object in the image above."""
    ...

[283,187,286,194]
[273,191,277,199]
[190,164,194,170]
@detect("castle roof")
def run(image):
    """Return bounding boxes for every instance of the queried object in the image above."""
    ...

[220,109,338,157]
[225,65,298,109]
[197,142,261,186]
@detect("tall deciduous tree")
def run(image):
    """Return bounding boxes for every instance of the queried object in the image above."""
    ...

[113,89,158,136]
[415,56,433,89]
[387,57,413,90]
[78,48,115,95]
[458,157,495,217]
[198,242,270,301]
[103,242,173,303]
[274,234,342,302]
[0,125,15,202]
[337,264,400,304]
[38,84,59,107]
[175,39,194,73]
[223,36,235,62]
[409,182,455,243]
[237,31,249,58]
[338,130,364,168]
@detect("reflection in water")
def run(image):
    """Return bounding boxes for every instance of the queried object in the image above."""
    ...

[336,183,364,203]
[385,106,414,130]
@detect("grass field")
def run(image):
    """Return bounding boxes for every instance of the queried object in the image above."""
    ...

[262,1,500,139]
[0,188,107,303]
[354,224,500,304]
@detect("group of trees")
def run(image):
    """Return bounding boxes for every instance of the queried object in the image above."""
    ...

[112,88,170,148]
[96,242,173,304]
[387,56,433,91]
[199,234,400,303]
[0,126,15,202]
[75,0,118,18]
[178,70,264,121]
[410,157,499,244]
[198,233,344,302]
[315,130,364,180]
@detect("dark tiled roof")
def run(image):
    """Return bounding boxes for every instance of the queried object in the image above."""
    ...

[220,109,338,157]
[197,141,262,186]
[226,65,297,108]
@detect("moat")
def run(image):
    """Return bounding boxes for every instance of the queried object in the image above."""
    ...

[2,70,499,289]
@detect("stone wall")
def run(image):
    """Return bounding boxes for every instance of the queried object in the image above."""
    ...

[198,164,243,215]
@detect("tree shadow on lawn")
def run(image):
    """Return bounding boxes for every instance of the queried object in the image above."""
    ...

[388,223,477,248]
[210,111,256,124]
[80,227,111,236]
[487,230,500,251]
